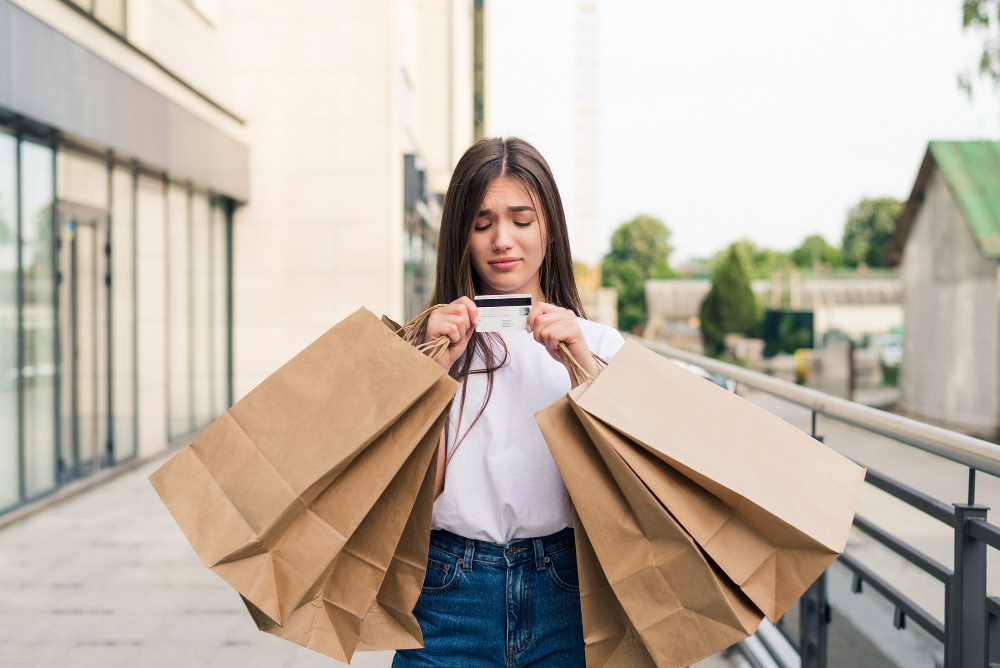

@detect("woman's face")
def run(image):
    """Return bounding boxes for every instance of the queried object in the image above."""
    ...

[469,175,547,299]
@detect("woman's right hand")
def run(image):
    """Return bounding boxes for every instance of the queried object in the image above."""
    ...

[425,296,479,370]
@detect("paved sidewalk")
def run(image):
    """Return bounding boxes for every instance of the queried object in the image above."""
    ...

[0,449,735,667]
[0,454,394,668]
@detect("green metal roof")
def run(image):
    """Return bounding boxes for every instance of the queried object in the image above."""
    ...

[928,141,1000,258]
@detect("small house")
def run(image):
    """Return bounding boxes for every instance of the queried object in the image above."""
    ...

[886,141,1000,441]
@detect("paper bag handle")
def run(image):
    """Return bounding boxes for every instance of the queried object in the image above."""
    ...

[388,304,452,362]
[558,342,608,386]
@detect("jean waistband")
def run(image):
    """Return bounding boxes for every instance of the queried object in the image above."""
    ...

[428,526,576,569]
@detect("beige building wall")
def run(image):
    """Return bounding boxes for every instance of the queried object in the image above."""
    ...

[7,0,248,145]
[418,0,475,195]
[217,1,476,399]
[126,0,237,113]
[10,0,478,449]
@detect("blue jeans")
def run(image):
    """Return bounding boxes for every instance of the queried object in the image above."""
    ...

[391,526,586,667]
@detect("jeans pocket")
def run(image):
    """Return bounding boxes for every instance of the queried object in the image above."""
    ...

[546,547,580,593]
[421,551,462,595]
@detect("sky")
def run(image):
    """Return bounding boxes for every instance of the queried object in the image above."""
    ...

[486,0,1000,264]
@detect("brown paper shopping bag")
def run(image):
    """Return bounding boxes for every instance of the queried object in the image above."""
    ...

[536,390,762,668]
[149,307,458,662]
[245,404,445,660]
[566,339,865,623]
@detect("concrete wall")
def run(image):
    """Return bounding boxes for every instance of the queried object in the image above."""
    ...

[900,166,1000,439]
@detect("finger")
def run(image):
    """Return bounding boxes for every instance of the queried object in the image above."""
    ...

[444,314,468,340]
[441,321,461,344]
[526,302,554,332]
[541,323,575,351]
[458,296,479,324]
[538,321,563,350]
[450,299,469,328]
[531,312,563,341]
[532,313,557,345]
[451,305,471,335]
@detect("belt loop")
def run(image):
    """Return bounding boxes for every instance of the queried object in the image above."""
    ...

[532,537,546,570]
[462,538,475,572]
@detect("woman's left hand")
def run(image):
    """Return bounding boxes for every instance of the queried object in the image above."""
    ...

[526,302,600,386]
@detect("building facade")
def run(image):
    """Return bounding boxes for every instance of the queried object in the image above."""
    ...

[0,0,482,515]
[887,141,1000,441]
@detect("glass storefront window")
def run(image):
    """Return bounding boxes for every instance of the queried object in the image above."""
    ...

[0,128,232,515]
[111,167,136,462]
[21,142,56,498]
[135,175,165,455]
[0,133,17,508]
[211,201,228,417]
[56,151,110,480]
[57,152,109,209]
[167,184,191,439]
[192,193,211,427]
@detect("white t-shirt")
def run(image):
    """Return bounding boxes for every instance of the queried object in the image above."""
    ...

[430,318,626,543]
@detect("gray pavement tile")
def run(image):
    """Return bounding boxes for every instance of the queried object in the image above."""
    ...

[3,645,71,668]
[157,610,248,645]
[125,642,219,668]
[28,611,118,645]
[55,644,142,668]
[0,611,55,645]
[206,643,298,668]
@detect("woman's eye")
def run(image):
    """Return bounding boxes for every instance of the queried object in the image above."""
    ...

[473,220,532,232]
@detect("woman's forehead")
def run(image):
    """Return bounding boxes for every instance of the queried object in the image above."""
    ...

[480,175,538,210]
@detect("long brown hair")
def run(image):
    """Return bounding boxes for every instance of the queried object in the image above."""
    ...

[414,136,587,465]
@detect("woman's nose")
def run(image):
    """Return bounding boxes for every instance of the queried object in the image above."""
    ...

[492,221,514,251]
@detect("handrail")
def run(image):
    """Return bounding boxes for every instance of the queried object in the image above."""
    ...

[630,336,1000,478]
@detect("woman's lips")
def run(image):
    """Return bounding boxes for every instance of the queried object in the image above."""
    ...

[489,258,521,270]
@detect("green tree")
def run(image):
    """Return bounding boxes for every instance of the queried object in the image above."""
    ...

[710,238,792,279]
[790,234,843,269]
[601,215,677,333]
[841,197,903,267]
[958,0,1000,98]
[699,243,761,357]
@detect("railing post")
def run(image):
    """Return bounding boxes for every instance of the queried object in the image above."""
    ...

[799,571,829,668]
[946,504,988,668]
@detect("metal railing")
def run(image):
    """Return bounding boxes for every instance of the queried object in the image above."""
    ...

[634,337,1000,668]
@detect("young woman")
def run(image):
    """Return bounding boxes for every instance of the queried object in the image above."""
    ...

[392,137,625,667]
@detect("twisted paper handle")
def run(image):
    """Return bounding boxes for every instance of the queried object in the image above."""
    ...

[390,304,452,362]
[557,342,609,386]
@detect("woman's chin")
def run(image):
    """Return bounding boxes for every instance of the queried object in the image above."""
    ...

[484,278,528,294]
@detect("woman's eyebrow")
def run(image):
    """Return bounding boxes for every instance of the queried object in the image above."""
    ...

[477,205,535,217]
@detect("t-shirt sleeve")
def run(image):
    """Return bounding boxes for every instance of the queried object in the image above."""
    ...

[581,320,626,361]
[598,327,626,361]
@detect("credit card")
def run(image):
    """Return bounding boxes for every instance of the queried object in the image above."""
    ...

[473,294,532,332]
